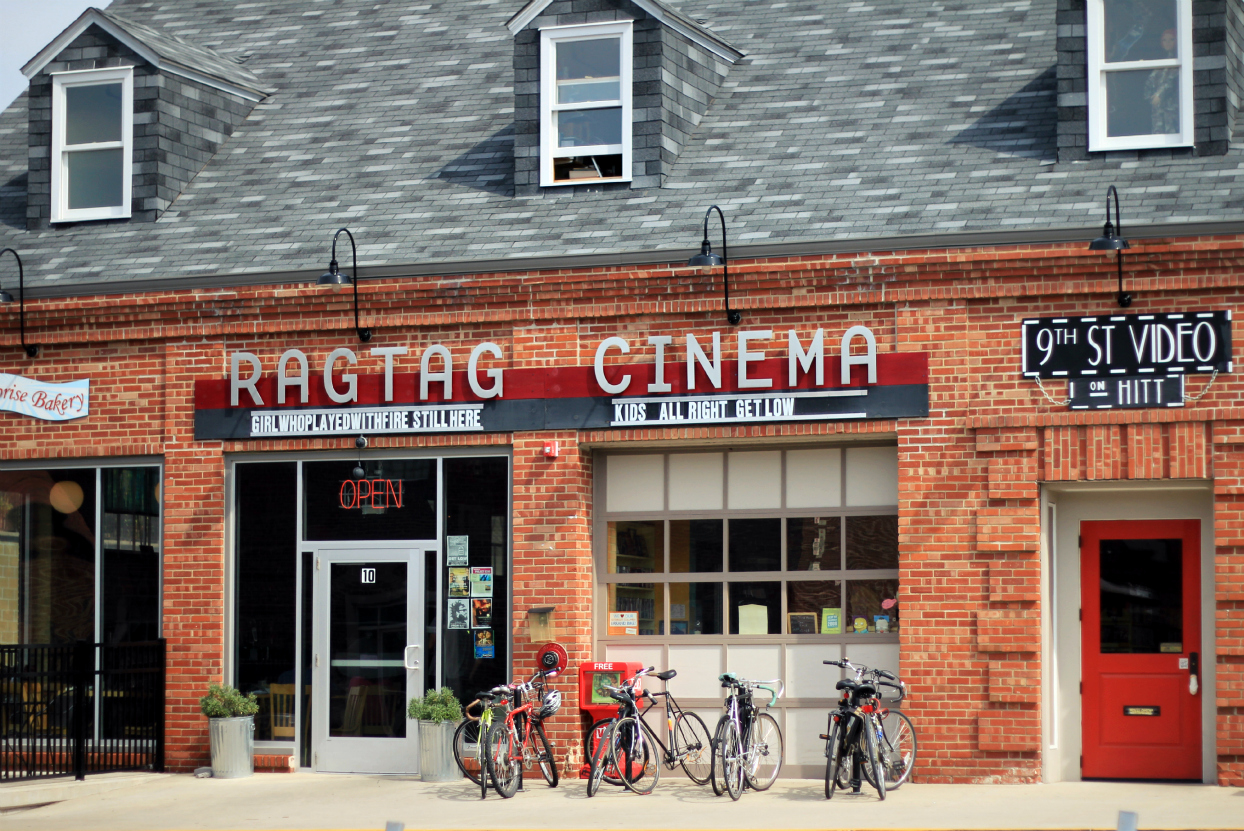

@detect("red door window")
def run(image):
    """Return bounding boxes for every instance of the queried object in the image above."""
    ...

[1081,519,1201,780]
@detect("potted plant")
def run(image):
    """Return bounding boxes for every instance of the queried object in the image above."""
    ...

[408,687,463,782]
[200,683,260,779]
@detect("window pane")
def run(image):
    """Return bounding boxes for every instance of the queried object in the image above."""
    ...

[729,582,781,635]
[101,467,160,645]
[0,469,97,644]
[442,457,509,703]
[1106,68,1180,136]
[303,459,436,541]
[1103,0,1178,62]
[65,82,122,144]
[846,579,899,634]
[787,517,841,571]
[235,462,297,741]
[608,520,661,574]
[670,519,722,573]
[552,154,623,182]
[845,515,898,570]
[728,518,781,572]
[609,582,664,636]
[67,148,124,210]
[328,561,407,738]
[1099,538,1182,653]
[556,38,620,82]
[787,580,841,633]
[558,79,620,105]
[557,108,622,148]
[670,582,721,635]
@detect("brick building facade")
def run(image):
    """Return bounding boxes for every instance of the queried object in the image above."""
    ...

[3,0,1242,789]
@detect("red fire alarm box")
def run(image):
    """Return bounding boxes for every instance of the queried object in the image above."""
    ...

[578,661,644,777]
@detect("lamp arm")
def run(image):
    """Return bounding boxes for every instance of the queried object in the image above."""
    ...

[703,205,740,325]
[1,248,37,358]
[332,227,371,343]
[1104,186,1131,307]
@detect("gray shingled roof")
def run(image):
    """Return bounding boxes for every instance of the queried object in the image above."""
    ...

[3,0,1244,293]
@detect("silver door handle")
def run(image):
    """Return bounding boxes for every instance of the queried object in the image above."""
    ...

[404,645,421,670]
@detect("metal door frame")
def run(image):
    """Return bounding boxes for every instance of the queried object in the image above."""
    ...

[310,545,432,773]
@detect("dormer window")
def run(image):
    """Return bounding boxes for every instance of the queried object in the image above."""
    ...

[50,67,133,222]
[1086,0,1192,151]
[540,22,632,186]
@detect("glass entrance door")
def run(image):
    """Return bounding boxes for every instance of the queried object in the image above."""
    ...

[311,549,425,773]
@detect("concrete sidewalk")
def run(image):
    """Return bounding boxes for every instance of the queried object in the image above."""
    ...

[3,772,1243,831]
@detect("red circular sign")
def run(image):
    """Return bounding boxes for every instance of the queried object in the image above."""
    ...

[537,642,568,677]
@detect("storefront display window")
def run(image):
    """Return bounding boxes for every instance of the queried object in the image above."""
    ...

[597,446,899,645]
[0,465,160,646]
[303,460,436,541]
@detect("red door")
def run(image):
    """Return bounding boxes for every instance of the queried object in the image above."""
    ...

[1081,519,1201,780]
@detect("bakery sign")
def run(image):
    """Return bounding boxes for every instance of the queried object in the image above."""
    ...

[193,326,929,440]
[0,372,90,421]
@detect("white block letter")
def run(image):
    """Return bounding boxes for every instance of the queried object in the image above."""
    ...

[686,332,722,390]
[594,337,631,395]
[277,349,309,404]
[370,346,408,402]
[324,348,358,403]
[648,336,672,392]
[421,344,453,400]
[230,351,263,406]
[841,325,877,385]
[788,328,824,386]
[468,342,504,399]
[738,330,773,389]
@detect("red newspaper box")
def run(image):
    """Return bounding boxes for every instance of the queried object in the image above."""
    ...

[578,661,644,777]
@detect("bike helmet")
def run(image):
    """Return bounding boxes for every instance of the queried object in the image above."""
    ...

[537,688,562,719]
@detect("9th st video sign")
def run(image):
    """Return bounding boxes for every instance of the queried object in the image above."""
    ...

[1021,311,1231,378]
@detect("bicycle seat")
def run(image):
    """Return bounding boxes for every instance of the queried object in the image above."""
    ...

[835,679,857,691]
[653,669,676,681]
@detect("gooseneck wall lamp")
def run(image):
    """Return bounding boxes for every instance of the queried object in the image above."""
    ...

[318,227,372,343]
[1089,185,1132,308]
[687,205,741,325]
[0,248,39,358]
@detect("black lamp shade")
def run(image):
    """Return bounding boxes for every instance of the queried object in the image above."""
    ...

[318,259,351,285]
[1089,223,1129,251]
[687,241,723,268]
[0,289,12,303]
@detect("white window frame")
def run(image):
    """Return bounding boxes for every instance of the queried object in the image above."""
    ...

[1086,0,1194,151]
[539,21,633,187]
[50,66,133,223]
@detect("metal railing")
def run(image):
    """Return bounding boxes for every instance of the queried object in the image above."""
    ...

[1,640,165,781]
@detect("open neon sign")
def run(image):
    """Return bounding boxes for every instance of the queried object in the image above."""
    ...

[339,478,404,510]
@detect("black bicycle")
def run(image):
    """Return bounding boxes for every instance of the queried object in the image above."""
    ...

[585,666,713,796]
[709,672,784,800]
[822,660,886,800]
[828,658,916,791]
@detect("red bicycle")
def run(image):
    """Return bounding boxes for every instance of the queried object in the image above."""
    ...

[484,669,561,797]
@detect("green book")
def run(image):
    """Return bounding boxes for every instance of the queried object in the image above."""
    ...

[821,607,842,634]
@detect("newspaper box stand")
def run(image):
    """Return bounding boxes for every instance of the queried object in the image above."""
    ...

[577,661,644,778]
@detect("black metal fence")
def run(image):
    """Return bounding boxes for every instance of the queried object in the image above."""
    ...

[1,640,165,781]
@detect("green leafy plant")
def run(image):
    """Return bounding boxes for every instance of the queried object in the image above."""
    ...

[199,683,260,718]
[408,686,462,723]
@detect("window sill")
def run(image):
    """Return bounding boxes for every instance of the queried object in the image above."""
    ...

[51,207,132,223]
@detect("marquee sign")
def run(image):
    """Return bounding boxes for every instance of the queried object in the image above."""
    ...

[193,327,929,440]
[0,373,90,421]
[1022,311,1231,379]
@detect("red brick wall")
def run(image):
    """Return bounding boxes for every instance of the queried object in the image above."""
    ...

[3,233,1243,781]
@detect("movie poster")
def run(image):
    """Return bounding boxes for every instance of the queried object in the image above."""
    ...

[472,597,493,628]
[447,598,469,629]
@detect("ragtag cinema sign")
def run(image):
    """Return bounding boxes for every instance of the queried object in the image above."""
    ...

[193,326,929,440]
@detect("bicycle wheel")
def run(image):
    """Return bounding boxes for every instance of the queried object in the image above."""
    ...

[533,721,559,787]
[486,722,520,799]
[824,719,841,800]
[742,711,783,791]
[586,719,615,797]
[673,711,713,785]
[453,718,484,786]
[586,718,623,786]
[710,716,730,796]
[719,719,744,801]
[612,716,660,795]
[862,714,886,801]
[879,710,917,789]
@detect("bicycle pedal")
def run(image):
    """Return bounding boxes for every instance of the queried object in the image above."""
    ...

[818,734,829,740]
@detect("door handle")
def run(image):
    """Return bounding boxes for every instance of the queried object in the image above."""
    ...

[1189,651,1199,696]
[404,645,421,670]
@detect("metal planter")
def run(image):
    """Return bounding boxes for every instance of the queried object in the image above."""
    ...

[208,716,254,779]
